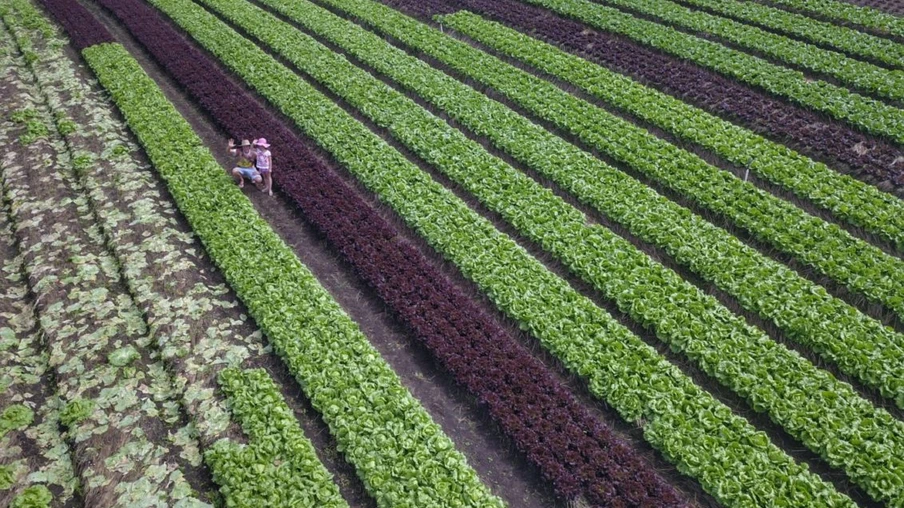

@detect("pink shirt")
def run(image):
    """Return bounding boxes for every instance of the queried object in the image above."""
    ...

[255,149,271,172]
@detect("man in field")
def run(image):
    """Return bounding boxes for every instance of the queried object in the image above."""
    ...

[228,138,262,189]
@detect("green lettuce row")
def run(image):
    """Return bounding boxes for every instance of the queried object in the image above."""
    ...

[80,41,502,508]
[324,1,904,321]
[585,0,904,102]
[206,368,346,507]
[279,0,904,406]
[148,0,881,504]
[339,0,904,318]
[675,0,904,68]
[766,0,904,39]
[427,10,904,388]
[283,0,904,405]
[519,0,904,145]
[434,9,904,256]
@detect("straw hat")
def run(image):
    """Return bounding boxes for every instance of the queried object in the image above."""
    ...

[253,138,270,148]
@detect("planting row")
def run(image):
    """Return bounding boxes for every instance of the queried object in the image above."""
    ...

[263,0,904,424]
[519,0,904,144]
[331,0,904,320]
[766,0,904,38]
[182,0,904,499]
[674,0,904,68]
[589,0,904,102]
[436,10,904,253]
[398,0,904,192]
[305,0,904,386]
[16,0,358,503]
[76,34,502,506]
[0,178,77,505]
[207,368,346,507]
[10,0,276,471]
[147,0,890,504]
[87,0,684,503]
[33,0,109,48]
[0,18,210,504]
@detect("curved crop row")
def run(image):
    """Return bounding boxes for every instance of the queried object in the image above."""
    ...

[79,40,502,507]
[392,0,904,192]
[87,0,684,503]
[313,0,904,330]
[586,0,904,102]
[0,24,208,504]
[766,0,904,38]
[518,0,904,144]
[435,9,904,252]
[675,0,904,68]
[150,0,900,503]
[262,0,904,411]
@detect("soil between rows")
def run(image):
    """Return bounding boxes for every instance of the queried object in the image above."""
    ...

[72,0,899,505]
[231,0,889,504]
[130,0,899,503]
[78,1,574,505]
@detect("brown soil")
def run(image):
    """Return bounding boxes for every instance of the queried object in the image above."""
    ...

[80,1,890,506]
[82,2,565,506]
[443,30,904,334]
[234,3,885,505]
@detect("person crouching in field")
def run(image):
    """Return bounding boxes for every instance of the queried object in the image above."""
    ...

[228,138,262,189]
[254,138,273,196]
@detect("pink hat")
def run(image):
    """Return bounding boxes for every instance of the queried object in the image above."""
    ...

[253,138,270,148]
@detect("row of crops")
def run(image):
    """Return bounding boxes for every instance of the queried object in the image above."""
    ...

[2,0,904,506]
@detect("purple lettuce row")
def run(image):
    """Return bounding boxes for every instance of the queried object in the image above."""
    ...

[35,0,112,49]
[51,0,688,504]
[379,0,904,188]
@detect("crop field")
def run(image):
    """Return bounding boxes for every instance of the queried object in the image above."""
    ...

[2,0,904,506]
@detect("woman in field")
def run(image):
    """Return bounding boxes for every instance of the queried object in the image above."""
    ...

[254,138,273,196]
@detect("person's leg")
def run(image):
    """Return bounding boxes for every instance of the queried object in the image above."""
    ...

[263,172,272,196]
[231,167,244,188]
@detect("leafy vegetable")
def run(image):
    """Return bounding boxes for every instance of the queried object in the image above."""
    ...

[521,0,904,144]
[0,404,34,437]
[107,345,139,367]
[207,368,346,507]
[11,485,52,508]
[79,41,502,507]
[58,399,93,427]
[90,0,683,502]
[144,0,861,504]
